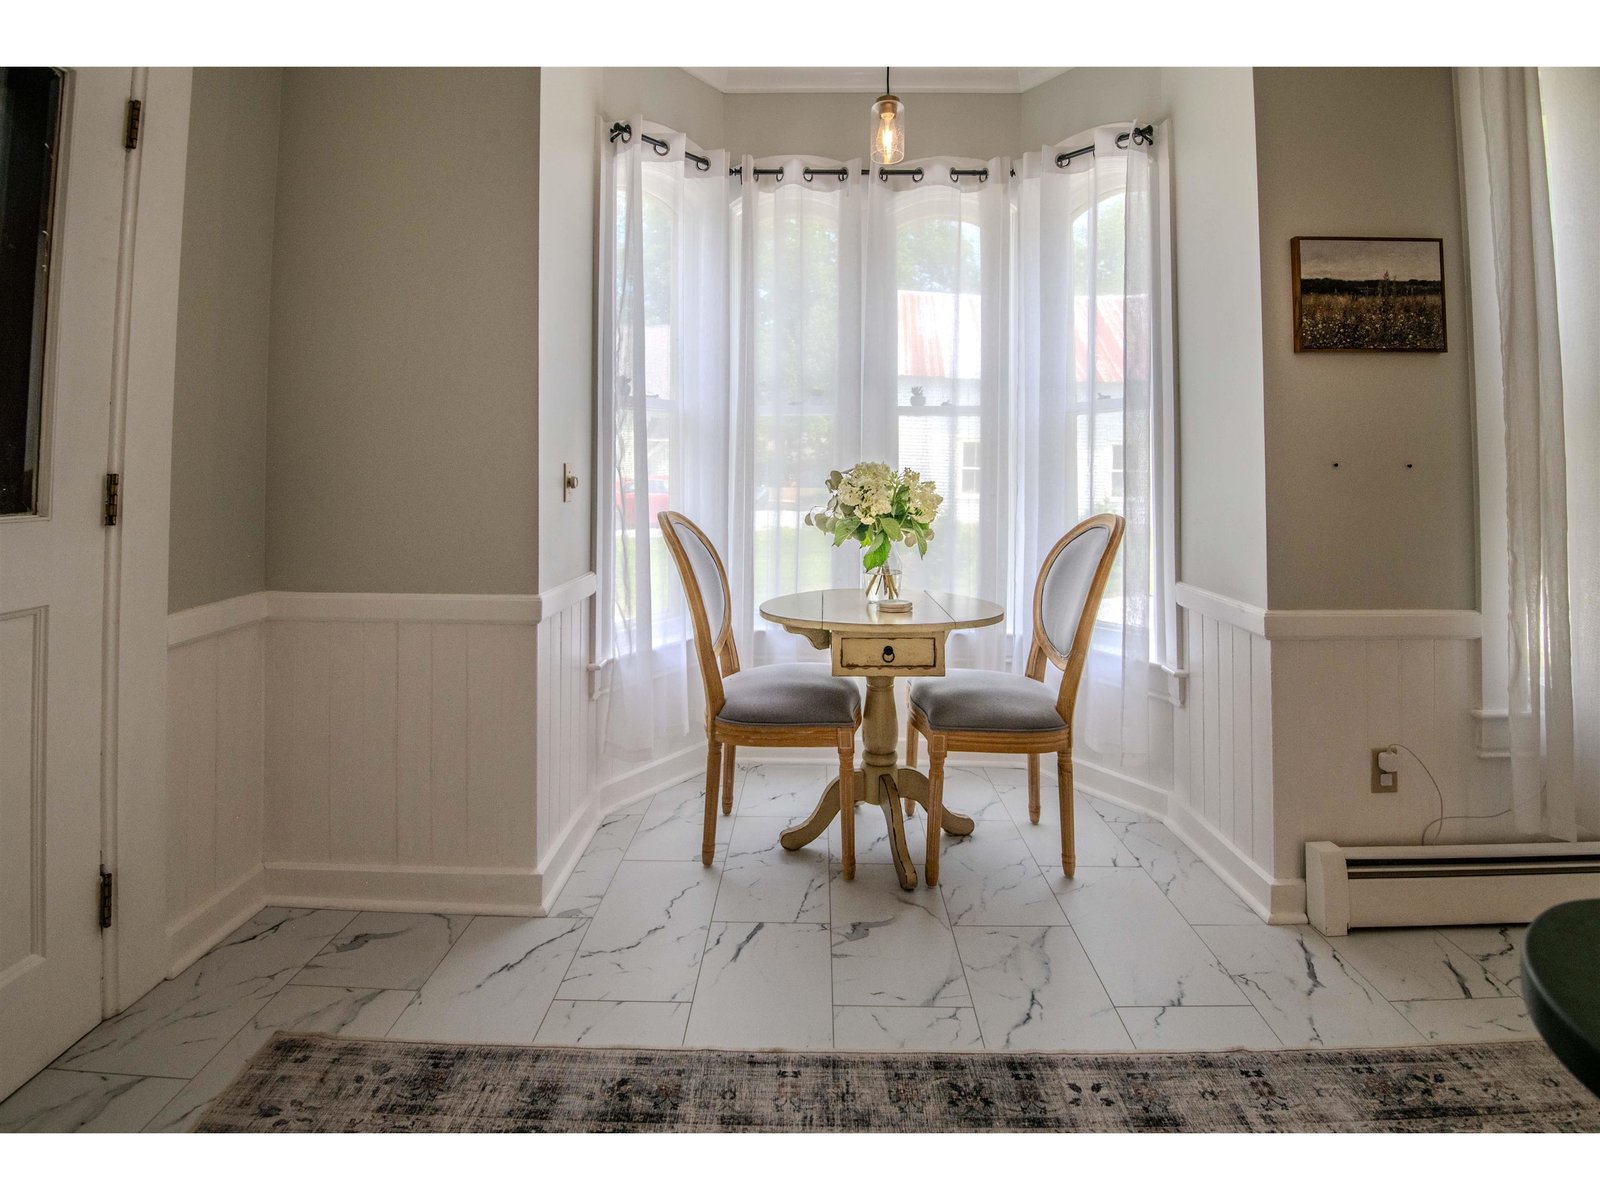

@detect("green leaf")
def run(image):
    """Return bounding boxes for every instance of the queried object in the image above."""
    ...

[862,531,891,570]
[879,516,902,540]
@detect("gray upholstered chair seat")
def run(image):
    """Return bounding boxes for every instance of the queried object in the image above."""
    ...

[718,664,862,728]
[910,669,1066,733]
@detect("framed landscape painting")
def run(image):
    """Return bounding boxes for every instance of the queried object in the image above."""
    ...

[1291,236,1447,352]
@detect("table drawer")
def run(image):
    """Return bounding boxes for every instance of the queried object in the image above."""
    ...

[835,635,939,671]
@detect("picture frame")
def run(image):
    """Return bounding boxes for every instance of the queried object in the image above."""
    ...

[1291,236,1447,352]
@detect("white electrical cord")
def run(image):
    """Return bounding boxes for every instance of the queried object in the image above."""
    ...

[1385,741,1514,845]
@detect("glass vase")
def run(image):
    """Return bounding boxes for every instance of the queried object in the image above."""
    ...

[864,547,907,610]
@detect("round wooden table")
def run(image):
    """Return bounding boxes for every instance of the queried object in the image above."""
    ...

[759,588,1005,890]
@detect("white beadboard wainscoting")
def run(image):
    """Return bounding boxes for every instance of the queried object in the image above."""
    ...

[1267,608,1508,883]
[1171,586,1284,921]
[532,574,600,908]
[163,578,602,976]
[166,577,1506,975]
[1171,584,1500,925]
[165,595,269,975]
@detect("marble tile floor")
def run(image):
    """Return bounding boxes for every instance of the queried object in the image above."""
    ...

[0,761,1536,1132]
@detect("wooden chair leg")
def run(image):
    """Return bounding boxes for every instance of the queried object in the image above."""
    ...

[838,734,857,881]
[925,742,947,888]
[721,744,737,816]
[1057,751,1076,877]
[702,740,722,867]
[1027,753,1041,824]
[904,718,918,816]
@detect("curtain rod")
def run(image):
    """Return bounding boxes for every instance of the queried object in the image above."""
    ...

[607,122,1155,180]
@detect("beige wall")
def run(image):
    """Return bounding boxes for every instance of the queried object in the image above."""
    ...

[1018,67,1165,147]
[1163,68,1270,608]
[1253,68,1476,611]
[1020,68,1272,607]
[537,69,602,590]
[168,68,281,612]
[723,91,1018,161]
[598,67,726,149]
[265,67,542,595]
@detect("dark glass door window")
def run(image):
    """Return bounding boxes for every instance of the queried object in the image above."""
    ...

[1,68,64,516]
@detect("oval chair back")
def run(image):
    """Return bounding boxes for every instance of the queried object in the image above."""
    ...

[657,511,740,723]
[1025,513,1127,727]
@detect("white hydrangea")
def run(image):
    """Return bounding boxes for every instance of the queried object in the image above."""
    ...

[813,460,944,566]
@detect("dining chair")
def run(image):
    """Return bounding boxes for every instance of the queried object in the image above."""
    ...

[657,511,864,867]
[906,513,1125,885]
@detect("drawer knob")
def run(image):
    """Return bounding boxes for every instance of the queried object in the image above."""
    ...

[882,644,896,663]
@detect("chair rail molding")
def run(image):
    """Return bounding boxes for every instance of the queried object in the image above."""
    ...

[1173,582,1267,637]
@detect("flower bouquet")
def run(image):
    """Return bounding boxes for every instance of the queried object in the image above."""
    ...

[805,462,943,610]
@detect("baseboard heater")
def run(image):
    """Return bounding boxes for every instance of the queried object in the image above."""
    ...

[1306,840,1600,936]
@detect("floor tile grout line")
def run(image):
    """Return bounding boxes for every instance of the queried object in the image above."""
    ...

[42,1066,194,1082]
[942,766,1046,1049]
[1191,922,1422,1043]
[554,787,656,983]
[827,763,837,1050]
[679,763,741,1047]
[517,917,592,1045]
[50,905,361,1088]
[123,907,368,1131]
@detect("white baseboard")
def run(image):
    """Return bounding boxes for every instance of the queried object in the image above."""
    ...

[597,743,703,808]
[262,861,544,916]
[1069,757,1172,818]
[1166,798,1307,925]
[165,865,265,978]
[536,804,606,912]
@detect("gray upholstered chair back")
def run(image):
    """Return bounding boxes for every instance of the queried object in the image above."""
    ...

[667,514,729,648]
[657,511,739,716]
[1038,523,1113,660]
[1027,514,1125,722]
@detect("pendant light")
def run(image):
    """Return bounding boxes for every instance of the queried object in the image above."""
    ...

[870,67,905,165]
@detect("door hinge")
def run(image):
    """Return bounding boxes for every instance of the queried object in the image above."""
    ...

[103,473,120,526]
[99,867,113,930]
[124,98,142,151]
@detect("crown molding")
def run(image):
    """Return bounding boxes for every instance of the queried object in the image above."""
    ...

[683,67,1069,95]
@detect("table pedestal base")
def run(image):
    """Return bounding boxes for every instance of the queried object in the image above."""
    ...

[779,677,973,890]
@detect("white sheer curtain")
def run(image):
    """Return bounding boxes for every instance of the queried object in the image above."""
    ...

[728,156,866,664]
[1012,124,1161,768]
[598,117,1169,777]
[729,156,1012,669]
[1457,70,1577,839]
[1541,69,1600,842]
[864,159,1012,669]
[596,119,732,767]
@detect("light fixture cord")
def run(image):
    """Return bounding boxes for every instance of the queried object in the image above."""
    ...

[886,66,890,95]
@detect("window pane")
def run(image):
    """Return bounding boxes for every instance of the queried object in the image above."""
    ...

[1070,191,1129,617]
[896,203,984,598]
[1,68,63,516]
[750,185,845,619]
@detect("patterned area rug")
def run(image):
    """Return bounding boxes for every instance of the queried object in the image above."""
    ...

[195,1033,1600,1132]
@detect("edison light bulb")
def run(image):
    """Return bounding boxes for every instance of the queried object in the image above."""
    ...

[870,94,905,166]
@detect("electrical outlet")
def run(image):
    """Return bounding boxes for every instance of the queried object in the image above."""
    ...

[1370,747,1399,793]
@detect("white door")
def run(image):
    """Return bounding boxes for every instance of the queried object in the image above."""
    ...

[0,68,132,1099]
